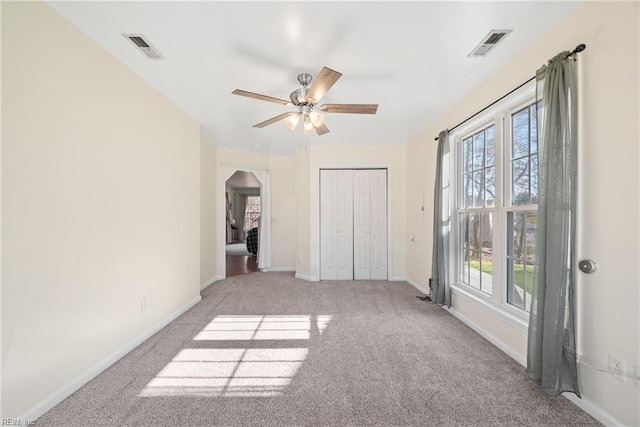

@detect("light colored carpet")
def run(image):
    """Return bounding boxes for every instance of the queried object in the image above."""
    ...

[225,243,250,256]
[37,272,599,426]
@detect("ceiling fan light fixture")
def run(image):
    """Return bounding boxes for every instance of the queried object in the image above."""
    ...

[309,111,325,127]
[284,113,300,130]
[232,66,378,137]
[303,115,315,135]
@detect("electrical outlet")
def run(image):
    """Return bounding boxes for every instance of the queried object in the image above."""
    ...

[141,295,150,311]
[609,353,625,380]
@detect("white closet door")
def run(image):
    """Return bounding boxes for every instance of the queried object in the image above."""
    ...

[321,169,386,281]
[320,170,353,280]
[353,170,371,280]
[320,170,337,280]
[369,169,388,280]
[335,170,354,280]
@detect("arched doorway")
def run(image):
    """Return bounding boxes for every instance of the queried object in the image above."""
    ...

[224,170,260,277]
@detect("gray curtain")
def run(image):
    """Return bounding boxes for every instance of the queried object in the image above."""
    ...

[527,51,579,397]
[430,130,451,307]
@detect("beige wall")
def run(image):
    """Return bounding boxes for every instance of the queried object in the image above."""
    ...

[296,144,407,281]
[200,134,217,288]
[405,2,639,425]
[294,146,312,278]
[269,156,297,270]
[2,2,201,418]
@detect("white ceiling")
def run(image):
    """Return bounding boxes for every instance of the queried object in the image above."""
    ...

[48,1,580,156]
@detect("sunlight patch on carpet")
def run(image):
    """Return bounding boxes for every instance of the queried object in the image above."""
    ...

[139,315,331,397]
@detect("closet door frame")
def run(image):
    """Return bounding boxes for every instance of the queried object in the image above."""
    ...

[318,165,392,281]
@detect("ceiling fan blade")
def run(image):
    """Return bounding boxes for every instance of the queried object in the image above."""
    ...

[305,67,342,104]
[319,104,378,114]
[232,89,292,106]
[253,112,298,128]
[313,122,330,136]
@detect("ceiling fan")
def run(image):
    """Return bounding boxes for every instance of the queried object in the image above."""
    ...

[232,66,378,136]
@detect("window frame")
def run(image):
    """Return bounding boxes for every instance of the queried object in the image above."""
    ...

[243,195,261,231]
[449,82,538,323]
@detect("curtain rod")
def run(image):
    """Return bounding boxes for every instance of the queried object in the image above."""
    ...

[435,43,586,141]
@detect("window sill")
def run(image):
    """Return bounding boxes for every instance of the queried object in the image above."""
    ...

[450,284,529,333]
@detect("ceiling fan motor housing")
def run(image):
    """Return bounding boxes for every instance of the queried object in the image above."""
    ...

[290,88,308,106]
[290,73,313,106]
[297,73,312,86]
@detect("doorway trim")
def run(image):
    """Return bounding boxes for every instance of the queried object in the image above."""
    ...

[218,163,270,280]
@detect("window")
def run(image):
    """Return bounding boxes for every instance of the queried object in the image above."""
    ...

[506,103,539,312]
[458,125,496,295]
[454,86,538,314]
[243,196,261,231]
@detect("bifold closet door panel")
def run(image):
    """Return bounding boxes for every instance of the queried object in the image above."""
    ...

[369,169,388,280]
[320,170,337,280]
[335,170,354,280]
[353,171,371,280]
[354,169,388,280]
[320,169,353,281]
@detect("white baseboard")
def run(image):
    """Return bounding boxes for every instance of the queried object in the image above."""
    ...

[262,267,295,272]
[445,305,527,366]
[294,273,319,282]
[21,295,202,422]
[403,277,430,295]
[445,300,621,426]
[562,393,622,427]
[200,275,223,291]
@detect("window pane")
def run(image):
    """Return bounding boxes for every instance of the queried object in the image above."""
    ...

[511,212,526,259]
[506,257,515,305]
[480,213,493,251]
[464,250,473,288]
[530,104,538,154]
[244,196,261,230]
[473,170,484,207]
[486,126,495,167]
[525,212,537,261]
[485,166,495,207]
[508,259,526,310]
[479,212,493,295]
[507,211,535,312]
[459,213,470,285]
[512,158,530,205]
[461,213,469,250]
[463,173,473,208]
[473,132,485,170]
[468,213,481,289]
[479,252,493,295]
[512,108,529,159]
[464,138,473,172]
[531,154,539,203]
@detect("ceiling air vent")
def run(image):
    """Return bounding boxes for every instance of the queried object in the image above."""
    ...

[468,29,513,57]
[122,33,165,60]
